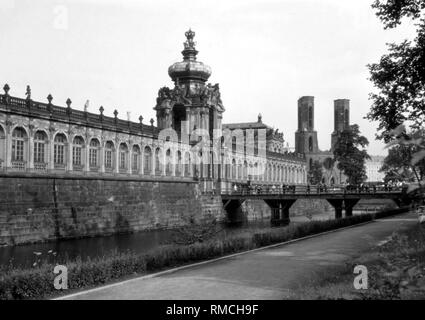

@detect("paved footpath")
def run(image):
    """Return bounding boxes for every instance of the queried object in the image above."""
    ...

[59,211,417,300]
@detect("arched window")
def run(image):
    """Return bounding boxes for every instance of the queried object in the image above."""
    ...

[104,141,114,171]
[166,149,172,176]
[309,158,313,170]
[184,152,191,177]
[231,159,236,179]
[225,158,230,179]
[155,148,162,176]
[270,164,273,181]
[243,161,248,180]
[176,151,182,176]
[344,109,349,128]
[54,133,67,168]
[254,133,258,156]
[209,151,215,179]
[12,127,27,166]
[308,136,313,152]
[0,126,5,168]
[119,143,128,171]
[132,145,140,173]
[143,146,152,175]
[73,136,85,170]
[34,131,47,166]
[237,161,242,180]
[265,164,269,181]
[232,136,237,154]
[308,106,313,129]
[89,138,100,169]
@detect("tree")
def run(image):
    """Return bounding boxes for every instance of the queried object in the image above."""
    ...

[308,160,323,184]
[333,124,370,185]
[380,126,425,188]
[380,145,419,182]
[367,0,425,142]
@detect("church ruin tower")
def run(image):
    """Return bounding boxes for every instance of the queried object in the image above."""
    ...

[154,29,225,142]
[295,96,319,155]
[331,99,350,150]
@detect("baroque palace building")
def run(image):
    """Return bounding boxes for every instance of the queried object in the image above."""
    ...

[0,30,307,191]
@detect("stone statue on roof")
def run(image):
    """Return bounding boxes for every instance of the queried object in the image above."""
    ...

[173,79,192,105]
[210,83,224,111]
[25,85,31,100]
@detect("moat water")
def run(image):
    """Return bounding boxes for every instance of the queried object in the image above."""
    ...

[0,209,374,269]
[0,218,277,269]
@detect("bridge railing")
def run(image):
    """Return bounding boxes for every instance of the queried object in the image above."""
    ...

[221,184,404,196]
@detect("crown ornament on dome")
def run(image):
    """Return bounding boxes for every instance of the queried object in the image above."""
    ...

[182,29,198,61]
[184,29,196,50]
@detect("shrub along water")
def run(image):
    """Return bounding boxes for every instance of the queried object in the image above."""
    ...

[0,208,409,300]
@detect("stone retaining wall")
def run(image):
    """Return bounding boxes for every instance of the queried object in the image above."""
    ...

[0,176,224,245]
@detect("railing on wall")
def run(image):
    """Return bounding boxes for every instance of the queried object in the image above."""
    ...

[34,162,47,172]
[0,88,158,138]
[221,184,405,196]
[11,161,26,171]
[88,166,98,173]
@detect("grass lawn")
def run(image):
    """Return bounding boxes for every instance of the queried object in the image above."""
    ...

[287,222,425,299]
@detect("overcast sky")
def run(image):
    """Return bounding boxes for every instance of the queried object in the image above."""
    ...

[0,0,417,155]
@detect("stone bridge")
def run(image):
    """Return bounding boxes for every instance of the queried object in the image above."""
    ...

[221,185,407,225]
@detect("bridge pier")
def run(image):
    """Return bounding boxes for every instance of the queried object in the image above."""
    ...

[344,199,360,217]
[327,199,343,219]
[264,199,296,226]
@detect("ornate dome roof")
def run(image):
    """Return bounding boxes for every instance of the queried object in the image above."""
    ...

[168,29,212,83]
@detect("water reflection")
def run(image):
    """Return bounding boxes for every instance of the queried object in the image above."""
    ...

[0,229,174,268]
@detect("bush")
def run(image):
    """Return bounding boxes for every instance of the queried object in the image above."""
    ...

[0,207,407,300]
[374,207,409,219]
